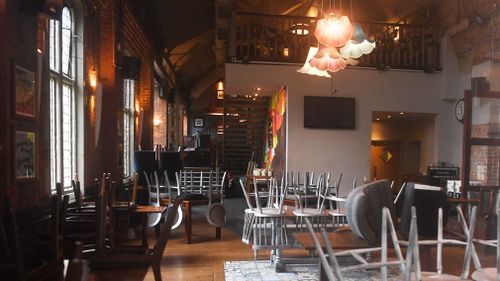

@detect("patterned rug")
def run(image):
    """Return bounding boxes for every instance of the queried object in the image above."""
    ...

[224,259,403,281]
[224,260,319,281]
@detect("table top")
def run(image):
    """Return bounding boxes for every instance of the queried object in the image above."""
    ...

[132,205,167,214]
[292,229,371,250]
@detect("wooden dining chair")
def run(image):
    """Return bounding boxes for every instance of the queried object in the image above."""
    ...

[2,196,66,281]
[91,197,182,281]
[65,241,83,281]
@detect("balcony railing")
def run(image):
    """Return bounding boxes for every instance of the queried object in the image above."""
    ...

[229,12,441,72]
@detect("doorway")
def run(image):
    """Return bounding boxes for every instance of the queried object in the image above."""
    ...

[370,111,435,191]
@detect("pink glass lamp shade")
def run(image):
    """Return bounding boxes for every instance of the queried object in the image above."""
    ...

[296,47,332,77]
[308,47,347,72]
[314,12,355,48]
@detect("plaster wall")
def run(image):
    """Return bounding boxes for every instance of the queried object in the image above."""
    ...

[226,63,461,195]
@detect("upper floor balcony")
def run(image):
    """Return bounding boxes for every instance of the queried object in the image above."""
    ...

[228,12,441,72]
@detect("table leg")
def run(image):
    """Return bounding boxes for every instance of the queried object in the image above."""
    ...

[184,202,192,244]
[216,226,221,240]
[142,215,148,248]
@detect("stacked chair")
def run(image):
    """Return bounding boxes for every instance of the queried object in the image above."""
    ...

[306,206,405,280]
[172,168,227,243]
[292,173,330,231]
[239,176,287,259]
[1,195,68,281]
[90,195,182,281]
[469,192,500,281]
[307,179,492,281]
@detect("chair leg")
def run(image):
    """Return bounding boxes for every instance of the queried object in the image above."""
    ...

[152,263,162,281]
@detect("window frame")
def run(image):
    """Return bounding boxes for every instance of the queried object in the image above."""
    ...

[123,79,135,179]
[49,5,81,196]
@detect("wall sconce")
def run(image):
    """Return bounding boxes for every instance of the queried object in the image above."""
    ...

[216,80,224,100]
[153,118,161,126]
[135,98,141,113]
[90,94,96,127]
[89,69,97,89]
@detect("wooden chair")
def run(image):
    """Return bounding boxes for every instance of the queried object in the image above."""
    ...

[90,197,182,281]
[305,207,405,281]
[2,196,66,281]
[65,241,83,281]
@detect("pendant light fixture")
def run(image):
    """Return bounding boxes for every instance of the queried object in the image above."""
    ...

[298,0,375,77]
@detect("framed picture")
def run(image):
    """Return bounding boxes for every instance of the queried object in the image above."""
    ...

[194,117,205,128]
[14,65,36,118]
[14,129,36,180]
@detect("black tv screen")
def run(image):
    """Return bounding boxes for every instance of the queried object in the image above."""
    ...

[304,96,355,129]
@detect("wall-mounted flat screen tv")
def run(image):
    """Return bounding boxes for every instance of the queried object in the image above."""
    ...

[304,96,355,129]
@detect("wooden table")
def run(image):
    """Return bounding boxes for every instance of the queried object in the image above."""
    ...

[292,229,372,251]
[181,199,221,244]
[114,205,167,248]
[245,175,271,193]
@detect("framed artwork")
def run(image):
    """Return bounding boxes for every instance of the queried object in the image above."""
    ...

[14,65,36,118]
[14,129,36,180]
[194,117,205,128]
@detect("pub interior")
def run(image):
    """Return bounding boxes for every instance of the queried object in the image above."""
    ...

[1,0,500,280]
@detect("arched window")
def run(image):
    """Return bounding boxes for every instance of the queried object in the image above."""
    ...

[49,6,82,194]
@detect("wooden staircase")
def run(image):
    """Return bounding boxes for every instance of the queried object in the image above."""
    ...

[223,95,270,175]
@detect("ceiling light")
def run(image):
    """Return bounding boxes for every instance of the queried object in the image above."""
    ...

[400,112,404,115]
[314,12,354,47]
[308,47,347,72]
[298,1,375,77]
[376,118,380,121]
[388,115,391,118]
[297,47,331,77]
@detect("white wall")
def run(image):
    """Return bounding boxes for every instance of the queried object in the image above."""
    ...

[226,63,462,194]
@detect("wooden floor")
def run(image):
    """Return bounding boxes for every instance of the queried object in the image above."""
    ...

[85,206,498,281]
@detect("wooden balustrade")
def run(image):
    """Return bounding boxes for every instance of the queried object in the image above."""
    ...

[229,12,441,72]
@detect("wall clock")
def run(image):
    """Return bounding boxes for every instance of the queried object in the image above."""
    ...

[455,98,464,122]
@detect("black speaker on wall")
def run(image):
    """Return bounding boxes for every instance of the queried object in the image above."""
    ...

[167,88,176,103]
[21,0,63,18]
[122,56,141,80]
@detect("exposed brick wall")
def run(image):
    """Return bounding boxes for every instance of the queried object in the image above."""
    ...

[0,0,169,207]
[470,123,500,186]
[438,0,500,64]
[153,87,167,146]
